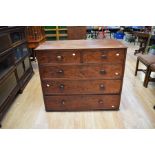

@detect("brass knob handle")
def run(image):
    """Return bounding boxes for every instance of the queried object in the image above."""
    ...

[116,53,120,56]
[101,54,107,59]
[56,55,63,61]
[59,84,65,90]
[61,100,65,105]
[100,84,104,89]
[46,84,50,87]
[100,69,106,74]
[57,69,64,74]
[98,100,104,104]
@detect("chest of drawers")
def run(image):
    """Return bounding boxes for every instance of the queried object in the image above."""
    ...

[36,39,127,111]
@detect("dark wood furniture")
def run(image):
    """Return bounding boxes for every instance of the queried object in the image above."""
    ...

[144,63,155,87]
[36,39,127,111]
[26,26,46,61]
[133,32,150,55]
[134,35,155,55]
[135,54,155,87]
[134,47,145,55]
[0,26,34,127]
[67,26,86,40]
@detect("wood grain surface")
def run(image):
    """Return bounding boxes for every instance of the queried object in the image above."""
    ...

[35,39,127,50]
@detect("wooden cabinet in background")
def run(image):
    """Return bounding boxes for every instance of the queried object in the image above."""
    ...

[36,39,127,111]
[0,27,34,127]
[67,26,86,40]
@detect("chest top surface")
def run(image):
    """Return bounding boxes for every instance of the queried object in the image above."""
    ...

[35,39,127,51]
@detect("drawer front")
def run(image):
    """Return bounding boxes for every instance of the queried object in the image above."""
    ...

[42,79,121,95]
[44,95,120,110]
[40,64,123,79]
[37,50,80,64]
[83,49,125,63]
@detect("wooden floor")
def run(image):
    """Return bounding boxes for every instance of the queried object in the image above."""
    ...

[1,41,155,128]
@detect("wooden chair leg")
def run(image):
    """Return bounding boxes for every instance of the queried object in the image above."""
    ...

[143,66,151,88]
[135,58,139,76]
[134,50,137,55]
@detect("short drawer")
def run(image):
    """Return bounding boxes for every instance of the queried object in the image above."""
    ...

[83,49,125,63]
[42,79,121,95]
[44,95,120,111]
[40,64,123,79]
[37,50,81,64]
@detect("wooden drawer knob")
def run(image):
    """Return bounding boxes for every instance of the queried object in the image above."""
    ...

[116,53,120,56]
[56,55,63,61]
[59,84,65,90]
[115,72,119,75]
[100,69,106,74]
[46,84,50,87]
[61,100,65,105]
[57,69,64,74]
[100,84,104,89]
[101,54,107,59]
[98,100,104,104]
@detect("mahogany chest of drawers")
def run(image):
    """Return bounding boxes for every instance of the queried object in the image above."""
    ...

[36,39,127,111]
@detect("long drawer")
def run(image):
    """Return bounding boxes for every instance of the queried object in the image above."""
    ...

[37,49,125,64]
[44,95,120,110]
[42,79,121,95]
[40,64,123,79]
